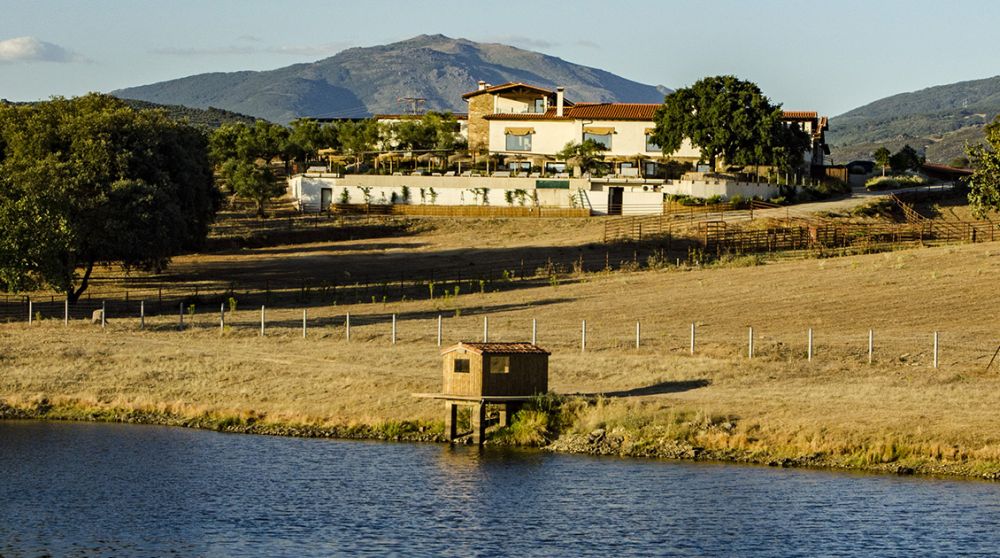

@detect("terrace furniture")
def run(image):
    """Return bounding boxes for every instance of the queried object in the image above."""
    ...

[444,171,456,177]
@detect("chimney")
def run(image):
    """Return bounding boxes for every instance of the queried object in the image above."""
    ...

[556,87,565,117]
[478,80,487,91]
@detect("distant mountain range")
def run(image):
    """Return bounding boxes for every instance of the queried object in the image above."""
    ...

[828,75,1000,164]
[113,34,671,123]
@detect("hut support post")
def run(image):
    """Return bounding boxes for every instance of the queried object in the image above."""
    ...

[471,403,486,445]
[444,401,458,442]
[499,402,522,428]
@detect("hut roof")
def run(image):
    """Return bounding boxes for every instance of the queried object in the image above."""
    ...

[441,342,550,356]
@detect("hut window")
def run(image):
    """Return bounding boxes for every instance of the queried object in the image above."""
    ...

[454,358,470,373]
[489,356,510,374]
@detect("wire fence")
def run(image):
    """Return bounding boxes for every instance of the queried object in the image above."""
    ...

[10,306,999,371]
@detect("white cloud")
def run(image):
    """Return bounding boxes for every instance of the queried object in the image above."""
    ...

[0,36,82,63]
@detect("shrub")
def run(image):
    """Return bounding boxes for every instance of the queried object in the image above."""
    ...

[864,175,928,191]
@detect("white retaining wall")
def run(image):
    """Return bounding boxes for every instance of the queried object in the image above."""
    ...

[288,173,783,215]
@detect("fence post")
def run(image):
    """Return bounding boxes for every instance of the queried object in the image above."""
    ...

[807,328,813,362]
[483,316,489,342]
[303,309,308,338]
[748,326,754,358]
[635,320,641,349]
[346,312,351,342]
[933,331,939,369]
[437,315,442,347]
[532,318,537,345]
[260,305,265,337]
[581,319,587,352]
[101,301,106,329]
[690,322,696,354]
[868,329,874,364]
[392,313,397,345]
[179,303,184,331]
[28,299,32,324]
[64,298,69,326]
[220,302,225,332]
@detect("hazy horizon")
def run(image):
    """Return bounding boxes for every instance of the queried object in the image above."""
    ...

[2,0,999,117]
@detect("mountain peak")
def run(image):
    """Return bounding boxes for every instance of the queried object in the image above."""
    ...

[113,36,669,123]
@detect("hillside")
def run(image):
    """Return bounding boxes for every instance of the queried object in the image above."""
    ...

[830,126,985,165]
[120,99,259,128]
[112,34,670,123]
[828,75,1000,162]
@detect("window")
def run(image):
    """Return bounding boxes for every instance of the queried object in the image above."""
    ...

[488,356,510,374]
[645,134,661,152]
[533,98,545,113]
[453,358,470,373]
[506,133,532,152]
[583,132,612,149]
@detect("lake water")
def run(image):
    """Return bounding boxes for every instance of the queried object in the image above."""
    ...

[2,421,1000,557]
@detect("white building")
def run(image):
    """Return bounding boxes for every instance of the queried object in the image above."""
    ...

[288,81,829,215]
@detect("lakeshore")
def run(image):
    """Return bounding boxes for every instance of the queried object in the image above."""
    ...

[4,239,1000,479]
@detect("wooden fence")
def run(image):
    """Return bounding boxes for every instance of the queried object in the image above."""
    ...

[606,194,1000,255]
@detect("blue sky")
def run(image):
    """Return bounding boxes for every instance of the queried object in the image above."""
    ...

[1,0,998,116]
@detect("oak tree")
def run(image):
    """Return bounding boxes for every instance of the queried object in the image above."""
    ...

[0,94,218,301]
[651,75,803,171]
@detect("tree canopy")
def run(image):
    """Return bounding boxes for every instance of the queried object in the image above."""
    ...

[967,117,1000,217]
[0,94,218,301]
[209,121,289,216]
[650,75,808,171]
[889,144,924,173]
[873,147,891,176]
[557,139,607,175]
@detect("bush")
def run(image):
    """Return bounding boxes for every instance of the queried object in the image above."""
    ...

[864,175,928,191]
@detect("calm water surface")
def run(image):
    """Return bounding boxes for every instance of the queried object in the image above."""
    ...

[2,420,1000,557]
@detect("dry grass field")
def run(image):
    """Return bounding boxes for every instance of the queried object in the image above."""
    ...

[4,214,1000,476]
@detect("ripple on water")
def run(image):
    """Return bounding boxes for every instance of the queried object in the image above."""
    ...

[2,421,1000,557]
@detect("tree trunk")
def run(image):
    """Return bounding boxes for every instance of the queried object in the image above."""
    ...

[67,260,94,304]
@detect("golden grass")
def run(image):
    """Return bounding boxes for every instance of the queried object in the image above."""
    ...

[5,223,1000,477]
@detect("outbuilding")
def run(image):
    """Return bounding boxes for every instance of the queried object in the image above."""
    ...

[417,341,550,444]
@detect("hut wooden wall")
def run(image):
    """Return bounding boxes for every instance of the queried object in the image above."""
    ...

[442,349,483,396]
[481,354,548,396]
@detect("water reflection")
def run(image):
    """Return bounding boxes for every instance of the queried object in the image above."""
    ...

[3,421,1000,557]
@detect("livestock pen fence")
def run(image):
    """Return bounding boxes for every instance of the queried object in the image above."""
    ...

[604,193,1000,255]
[8,303,1000,372]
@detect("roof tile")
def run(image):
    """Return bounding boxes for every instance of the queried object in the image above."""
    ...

[443,342,551,355]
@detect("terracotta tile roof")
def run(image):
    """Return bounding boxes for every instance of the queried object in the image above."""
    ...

[442,342,551,355]
[781,111,818,120]
[566,103,660,120]
[484,108,571,121]
[462,82,555,99]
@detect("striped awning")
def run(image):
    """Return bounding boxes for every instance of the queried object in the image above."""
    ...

[644,128,656,134]
[583,126,615,135]
[504,127,535,135]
